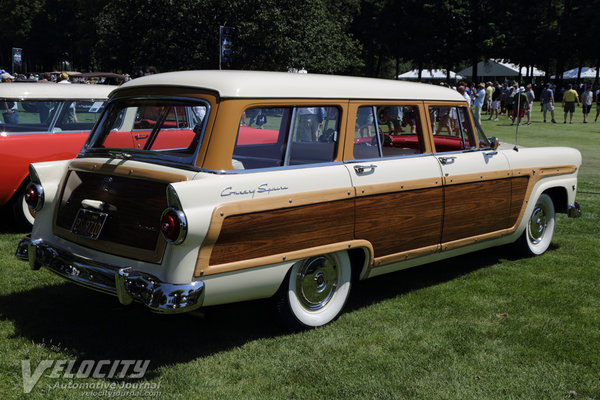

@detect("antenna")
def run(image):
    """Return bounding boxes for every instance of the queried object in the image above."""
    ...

[513,86,520,151]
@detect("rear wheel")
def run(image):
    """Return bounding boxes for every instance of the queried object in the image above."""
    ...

[10,182,34,232]
[517,193,555,256]
[275,251,352,329]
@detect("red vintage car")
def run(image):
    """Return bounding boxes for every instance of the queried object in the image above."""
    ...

[0,83,115,229]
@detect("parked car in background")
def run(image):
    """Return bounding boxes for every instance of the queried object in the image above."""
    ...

[16,71,581,329]
[1,83,115,229]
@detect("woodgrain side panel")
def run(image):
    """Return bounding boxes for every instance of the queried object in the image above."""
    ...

[442,179,512,243]
[509,176,530,227]
[209,199,355,265]
[355,187,443,257]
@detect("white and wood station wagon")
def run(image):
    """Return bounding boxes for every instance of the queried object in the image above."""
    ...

[16,71,582,328]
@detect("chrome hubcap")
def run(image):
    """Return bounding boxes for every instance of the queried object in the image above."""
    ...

[528,206,547,244]
[296,255,339,311]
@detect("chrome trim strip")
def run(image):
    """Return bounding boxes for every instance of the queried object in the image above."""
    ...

[15,236,204,313]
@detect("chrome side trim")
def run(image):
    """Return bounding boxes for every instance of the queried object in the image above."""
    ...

[568,202,582,218]
[15,236,204,313]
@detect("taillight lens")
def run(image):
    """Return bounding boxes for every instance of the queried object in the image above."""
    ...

[160,208,187,244]
[25,183,44,212]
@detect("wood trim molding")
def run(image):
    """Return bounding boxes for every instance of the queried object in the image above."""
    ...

[443,169,513,185]
[355,176,442,197]
[69,160,189,183]
[372,244,440,267]
[199,240,374,277]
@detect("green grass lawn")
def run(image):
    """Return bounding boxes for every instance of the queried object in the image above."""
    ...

[0,103,599,399]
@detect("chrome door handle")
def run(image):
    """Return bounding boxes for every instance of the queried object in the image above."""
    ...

[354,164,377,174]
[135,134,149,139]
[484,151,498,156]
[438,156,456,165]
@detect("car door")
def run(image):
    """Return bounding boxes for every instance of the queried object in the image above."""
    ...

[346,101,444,264]
[425,103,512,248]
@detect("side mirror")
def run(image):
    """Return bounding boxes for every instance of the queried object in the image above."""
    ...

[488,136,499,150]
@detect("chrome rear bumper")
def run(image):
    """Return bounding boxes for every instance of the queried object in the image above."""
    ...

[16,236,204,314]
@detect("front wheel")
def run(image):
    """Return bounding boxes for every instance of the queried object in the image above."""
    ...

[275,251,352,329]
[517,193,555,256]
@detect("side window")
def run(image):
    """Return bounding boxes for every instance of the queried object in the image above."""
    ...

[429,105,475,152]
[54,100,106,132]
[232,106,339,170]
[354,105,423,159]
[353,106,378,159]
[289,107,338,165]
[4,101,60,132]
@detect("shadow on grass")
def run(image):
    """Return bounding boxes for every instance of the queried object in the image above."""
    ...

[346,246,508,312]
[0,206,29,234]
[0,246,508,372]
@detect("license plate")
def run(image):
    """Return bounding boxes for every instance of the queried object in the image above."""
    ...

[71,209,108,240]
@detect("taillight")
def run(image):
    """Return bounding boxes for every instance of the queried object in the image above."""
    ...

[25,183,44,212]
[160,208,187,244]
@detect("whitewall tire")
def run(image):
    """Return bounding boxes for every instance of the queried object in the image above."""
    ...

[276,251,352,329]
[518,193,555,256]
[10,184,34,231]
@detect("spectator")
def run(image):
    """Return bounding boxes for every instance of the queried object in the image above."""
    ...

[506,86,516,122]
[297,107,323,141]
[540,83,557,123]
[500,82,509,115]
[581,85,593,123]
[1,73,19,124]
[524,84,535,125]
[58,72,71,84]
[488,82,501,121]
[484,82,493,115]
[457,85,471,106]
[473,83,485,127]
[595,87,600,123]
[562,84,580,124]
[511,87,528,126]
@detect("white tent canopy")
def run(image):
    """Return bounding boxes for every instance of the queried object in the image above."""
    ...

[396,69,464,80]
[551,67,598,79]
[458,59,545,78]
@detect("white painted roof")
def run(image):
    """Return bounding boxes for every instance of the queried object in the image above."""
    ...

[118,70,465,101]
[0,82,116,100]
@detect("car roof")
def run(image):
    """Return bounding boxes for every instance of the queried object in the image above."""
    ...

[118,70,465,101]
[0,82,116,100]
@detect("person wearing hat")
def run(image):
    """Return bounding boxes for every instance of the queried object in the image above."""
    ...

[511,87,529,126]
[58,72,71,84]
[473,83,486,127]
[2,73,18,124]
[1,72,15,82]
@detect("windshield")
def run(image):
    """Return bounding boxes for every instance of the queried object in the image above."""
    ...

[0,100,105,133]
[83,97,209,166]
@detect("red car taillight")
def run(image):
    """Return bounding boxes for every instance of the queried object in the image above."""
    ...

[25,183,44,212]
[160,208,187,244]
